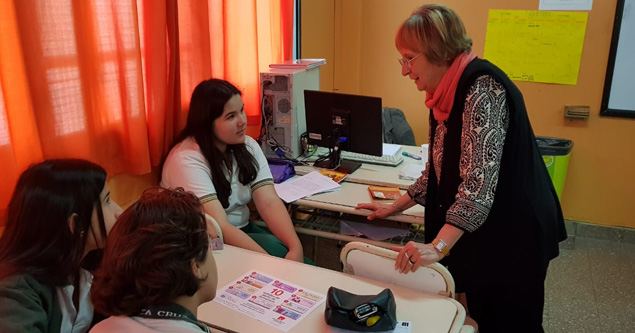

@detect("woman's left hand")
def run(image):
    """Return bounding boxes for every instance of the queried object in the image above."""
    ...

[355,202,397,220]
[392,241,444,274]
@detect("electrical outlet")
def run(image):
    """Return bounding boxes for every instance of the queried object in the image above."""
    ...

[565,105,590,119]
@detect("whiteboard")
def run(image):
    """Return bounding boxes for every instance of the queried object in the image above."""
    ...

[601,0,635,117]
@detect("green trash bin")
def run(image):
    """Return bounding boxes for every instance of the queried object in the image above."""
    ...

[536,136,573,200]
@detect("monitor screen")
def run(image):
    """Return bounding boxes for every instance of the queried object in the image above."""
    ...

[303,90,383,157]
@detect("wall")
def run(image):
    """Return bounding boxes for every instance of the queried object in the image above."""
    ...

[300,0,335,91]
[301,0,635,229]
[107,169,159,209]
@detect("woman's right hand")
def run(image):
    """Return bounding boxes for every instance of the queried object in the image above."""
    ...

[355,202,398,220]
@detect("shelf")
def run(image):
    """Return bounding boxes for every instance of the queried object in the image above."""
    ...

[254,206,425,249]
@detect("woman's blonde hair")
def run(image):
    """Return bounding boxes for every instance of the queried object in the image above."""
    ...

[396,4,472,66]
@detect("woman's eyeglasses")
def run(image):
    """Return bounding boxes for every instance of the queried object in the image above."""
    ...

[398,53,423,69]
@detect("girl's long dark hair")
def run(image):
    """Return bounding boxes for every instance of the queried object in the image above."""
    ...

[0,159,107,286]
[166,79,257,208]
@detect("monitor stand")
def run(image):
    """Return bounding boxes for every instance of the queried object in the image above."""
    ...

[313,149,361,174]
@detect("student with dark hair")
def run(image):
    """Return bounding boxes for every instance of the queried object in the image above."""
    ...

[161,78,307,263]
[0,159,122,332]
[90,187,217,332]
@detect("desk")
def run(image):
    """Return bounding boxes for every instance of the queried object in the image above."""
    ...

[295,145,425,190]
[282,145,426,248]
[296,182,423,224]
[198,245,465,333]
[274,182,424,249]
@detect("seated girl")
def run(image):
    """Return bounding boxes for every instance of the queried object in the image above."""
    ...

[0,159,122,332]
[90,187,217,332]
[161,78,308,263]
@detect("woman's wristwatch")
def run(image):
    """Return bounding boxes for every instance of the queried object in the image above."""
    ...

[431,238,450,256]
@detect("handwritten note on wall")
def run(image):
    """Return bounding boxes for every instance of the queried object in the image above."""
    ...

[484,10,588,85]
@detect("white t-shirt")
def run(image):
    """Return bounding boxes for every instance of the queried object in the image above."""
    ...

[90,316,206,332]
[56,269,94,333]
[161,136,273,228]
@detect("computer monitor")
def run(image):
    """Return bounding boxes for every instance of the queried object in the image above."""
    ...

[303,90,383,172]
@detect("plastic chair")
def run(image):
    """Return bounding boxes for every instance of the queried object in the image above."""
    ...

[340,241,476,333]
[205,214,223,241]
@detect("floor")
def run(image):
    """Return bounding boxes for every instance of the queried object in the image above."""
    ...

[298,231,635,333]
[543,236,635,332]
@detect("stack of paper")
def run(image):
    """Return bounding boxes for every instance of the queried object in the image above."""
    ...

[273,171,340,203]
[399,164,425,181]
[269,58,326,69]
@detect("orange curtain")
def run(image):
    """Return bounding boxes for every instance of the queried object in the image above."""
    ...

[0,0,294,223]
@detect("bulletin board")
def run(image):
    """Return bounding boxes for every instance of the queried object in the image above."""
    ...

[601,0,635,118]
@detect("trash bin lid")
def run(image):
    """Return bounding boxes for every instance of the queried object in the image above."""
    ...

[536,136,573,155]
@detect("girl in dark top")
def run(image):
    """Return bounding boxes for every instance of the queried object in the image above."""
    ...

[0,159,122,332]
[356,4,566,332]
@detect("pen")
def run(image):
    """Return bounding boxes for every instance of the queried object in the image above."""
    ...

[402,151,422,160]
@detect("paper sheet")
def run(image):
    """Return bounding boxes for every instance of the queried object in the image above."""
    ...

[214,270,326,332]
[382,143,401,156]
[399,164,425,181]
[539,0,593,11]
[274,171,340,203]
[484,10,588,85]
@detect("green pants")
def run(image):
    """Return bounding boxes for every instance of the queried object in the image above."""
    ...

[240,222,314,265]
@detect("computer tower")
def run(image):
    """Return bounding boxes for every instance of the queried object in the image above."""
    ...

[259,67,320,158]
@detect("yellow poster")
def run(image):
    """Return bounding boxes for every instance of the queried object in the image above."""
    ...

[484,10,588,85]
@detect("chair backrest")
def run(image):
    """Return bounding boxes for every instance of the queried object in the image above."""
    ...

[205,214,223,241]
[341,242,477,332]
[340,241,455,298]
[382,107,416,146]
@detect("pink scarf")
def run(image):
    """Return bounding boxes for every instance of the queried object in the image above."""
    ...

[425,52,477,122]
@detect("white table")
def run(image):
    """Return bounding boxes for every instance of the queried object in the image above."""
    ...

[281,145,425,248]
[295,145,425,190]
[293,145,424,224]
[198,245,465,333]
[295,181,424,224]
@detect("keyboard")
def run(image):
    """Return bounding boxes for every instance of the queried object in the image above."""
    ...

[340,151,404,167]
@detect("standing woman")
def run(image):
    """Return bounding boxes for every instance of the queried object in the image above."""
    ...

[356,4,566,332]
[161,79,306,263]
[0,159,122,332]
